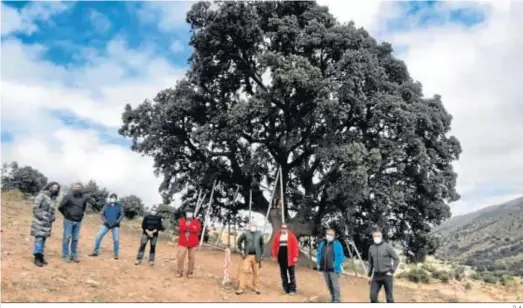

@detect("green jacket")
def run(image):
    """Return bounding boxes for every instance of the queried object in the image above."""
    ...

[237,231,264,262]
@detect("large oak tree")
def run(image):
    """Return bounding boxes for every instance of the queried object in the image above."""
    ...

[119,1,461,262]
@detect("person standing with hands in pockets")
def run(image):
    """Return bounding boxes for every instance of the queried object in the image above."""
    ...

[367,229,400,303]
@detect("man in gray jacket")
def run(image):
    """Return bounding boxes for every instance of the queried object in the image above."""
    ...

[367,229,400,303]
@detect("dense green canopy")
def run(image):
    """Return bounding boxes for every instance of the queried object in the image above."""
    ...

[119,1,461,261]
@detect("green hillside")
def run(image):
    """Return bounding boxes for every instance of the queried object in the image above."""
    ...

[432,197,523,276]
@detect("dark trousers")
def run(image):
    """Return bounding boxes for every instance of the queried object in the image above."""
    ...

[278,248,296,293]
[137,234,158,261]
[279,262,296,293]
[370,272,394,303]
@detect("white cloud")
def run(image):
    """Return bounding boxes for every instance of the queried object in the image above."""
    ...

[133,1,192,32]
[1,39,185,206]
[89,9,112,34]
[1,1,71,37]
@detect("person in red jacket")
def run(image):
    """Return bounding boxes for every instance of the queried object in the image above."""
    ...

[177,210,201,278]
[272,224,300,295]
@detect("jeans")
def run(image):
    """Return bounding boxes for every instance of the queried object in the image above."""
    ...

[323,271,342,302]
[370,273,394,303]
[93,225,119,256]
[137,234,158,261]
[62,219,82,258]
[33,236,47,255]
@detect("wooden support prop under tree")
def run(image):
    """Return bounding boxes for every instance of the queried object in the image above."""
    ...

[346,240,357,276]
[279,167,285,224]
[261,166,281,235]
[346,239,367,276]
[248,189,252,223]
[199,180,218,250]
[215,185,240,247]
[194,192,207,217]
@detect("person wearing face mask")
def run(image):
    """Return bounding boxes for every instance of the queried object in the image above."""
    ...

[236,221,265,295]
[136,205,164,266]
[177,209,201,278]
[316,228,345,303]
[30,182,61,267]
[367,229,400,303]
[89,193,124,259]
[58,183,92,263]
[271,224,300,295]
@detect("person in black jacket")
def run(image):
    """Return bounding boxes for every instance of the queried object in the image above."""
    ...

[135,206,164,266]
[58,183,92,263]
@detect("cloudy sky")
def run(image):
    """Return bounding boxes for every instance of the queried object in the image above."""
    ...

[1,1,522,216]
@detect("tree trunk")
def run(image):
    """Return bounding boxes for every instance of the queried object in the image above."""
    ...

[262,207,317,268]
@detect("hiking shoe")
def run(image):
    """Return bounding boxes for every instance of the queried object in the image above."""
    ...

[149,261,154,266]
[113,256,119,260]
[41,256,48,266]
[254,289,261,294]
[34,255,44,267]
[289,292,296,296]
[71,257,80,263]
[235,289,244,295]
[176,273,183,278]
[135,260,142,265]
[88,253,98,257]
[186,274,193,279]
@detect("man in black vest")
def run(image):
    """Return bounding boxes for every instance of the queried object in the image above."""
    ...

[58,183,92,263]
[135,205,164,266]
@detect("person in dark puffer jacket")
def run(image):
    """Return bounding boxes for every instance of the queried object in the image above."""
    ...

[58,182,93,263]
[30,182,60,267]
[89,193,124,259]
[135,205,164,266]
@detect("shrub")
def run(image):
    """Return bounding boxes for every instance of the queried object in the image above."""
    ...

[421,263,436,273]
[432,270,451,283]
[453,266,465,281]
[401,268,431,284]
[482,273,499,284]
[470,272,482,281]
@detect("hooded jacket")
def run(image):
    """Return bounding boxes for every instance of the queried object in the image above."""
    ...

[30,183,59,238]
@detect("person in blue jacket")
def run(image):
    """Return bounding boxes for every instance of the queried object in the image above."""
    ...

[89,193,124,259]
[316,228,345,303]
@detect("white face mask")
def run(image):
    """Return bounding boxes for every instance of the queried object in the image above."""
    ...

[373,237,383,244]
[249,227,256,232]
[186,213,194,219]
[110,198,116,203]
[326,235,334,242]
[151,211,157,215]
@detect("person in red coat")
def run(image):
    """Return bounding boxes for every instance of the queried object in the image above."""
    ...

[177,210,201,278]
[271,224,300,294]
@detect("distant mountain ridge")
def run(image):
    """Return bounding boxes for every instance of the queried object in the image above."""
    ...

[432,196,523,276]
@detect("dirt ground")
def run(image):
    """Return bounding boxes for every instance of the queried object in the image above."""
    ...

[1,192,519,303]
